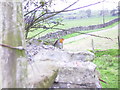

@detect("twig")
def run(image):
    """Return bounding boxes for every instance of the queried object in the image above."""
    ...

[24,5,42,16]
[77,32,113,41]
[27,29,49,41]
[63,0,105,12]
[34,0,80,23]
[99,78,107,84]
[0,43,24,50]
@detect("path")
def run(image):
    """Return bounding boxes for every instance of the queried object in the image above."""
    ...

[63,25,118,51]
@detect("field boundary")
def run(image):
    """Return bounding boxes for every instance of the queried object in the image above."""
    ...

[38,18,120,40]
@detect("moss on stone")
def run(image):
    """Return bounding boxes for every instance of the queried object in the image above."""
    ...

[35,69,58,88]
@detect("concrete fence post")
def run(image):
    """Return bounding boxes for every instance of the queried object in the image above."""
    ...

[0,0,27,88]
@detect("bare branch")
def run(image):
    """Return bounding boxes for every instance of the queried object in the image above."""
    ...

[76,31,113,41]
[0,44,24,50]
[24,4,42,16]
[34,0,80,23]
[27,29,48,41]
[40,0,105,14]
[63,0,105,12]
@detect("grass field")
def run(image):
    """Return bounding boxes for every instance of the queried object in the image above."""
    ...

[93,49,119,88]
[27,16,117,39]
[62,16,117,28]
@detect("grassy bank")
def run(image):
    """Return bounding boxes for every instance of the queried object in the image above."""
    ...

[92,49,119,88]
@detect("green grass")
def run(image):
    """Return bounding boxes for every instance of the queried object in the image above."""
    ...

[27,16,117,39]
[94,49,119,57]
[92,49,119,88]
[62,16,117,28]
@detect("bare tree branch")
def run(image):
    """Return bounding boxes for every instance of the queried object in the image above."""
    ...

[47,0,105,13]
[28,29,48,40]
[34,0,80,23]
[76,32,113,41]
[24,5,42,16]
[63,0,105,12]
[25,11,37,38]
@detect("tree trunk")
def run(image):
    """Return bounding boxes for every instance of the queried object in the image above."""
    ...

[0,1,27,88]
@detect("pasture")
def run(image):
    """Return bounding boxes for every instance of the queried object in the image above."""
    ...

[93,49,119,88]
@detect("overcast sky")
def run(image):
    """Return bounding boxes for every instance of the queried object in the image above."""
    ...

[51,0,119,11]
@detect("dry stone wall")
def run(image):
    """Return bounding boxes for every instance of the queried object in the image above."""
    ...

[26,44,101,88]
[38,18,120,40]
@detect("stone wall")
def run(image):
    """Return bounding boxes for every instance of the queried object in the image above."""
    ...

[26,44,102,88]
[38,18,120,40]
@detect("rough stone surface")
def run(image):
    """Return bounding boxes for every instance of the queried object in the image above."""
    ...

[70,51,95,62]
[27,60,58,88]
[26,44,101,88]
[31,45,94,62]
[52,61,101,88]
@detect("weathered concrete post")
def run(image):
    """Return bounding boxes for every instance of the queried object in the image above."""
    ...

[0,0,27,88]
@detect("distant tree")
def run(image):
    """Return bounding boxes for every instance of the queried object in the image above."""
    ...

[100,10,103,16]
[118,6,120,16]
[110,9,118,16]
[99,10,109,16]
[86,9,91,17]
